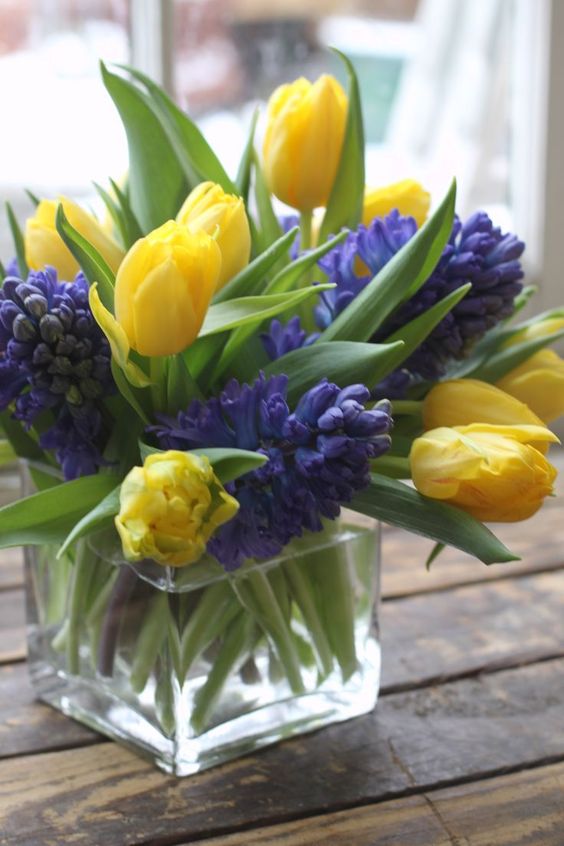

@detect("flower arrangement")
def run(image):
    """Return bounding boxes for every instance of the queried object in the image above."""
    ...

[2,54,563,773]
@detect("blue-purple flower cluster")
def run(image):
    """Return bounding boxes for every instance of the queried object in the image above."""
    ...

[0,268,114,479]
[261,317,319,361]
[151,373,392,570]
[317,210,525,387]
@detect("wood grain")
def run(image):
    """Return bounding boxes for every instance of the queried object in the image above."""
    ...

[193,761,564,846]
[0,549,22,593]
[1,660,564,845]
[0,589,25,665]
[381,569,564,691]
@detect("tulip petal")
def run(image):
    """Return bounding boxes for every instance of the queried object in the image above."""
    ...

[88,283,151,388]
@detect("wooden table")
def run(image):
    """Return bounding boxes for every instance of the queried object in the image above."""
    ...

[1,460,563,845]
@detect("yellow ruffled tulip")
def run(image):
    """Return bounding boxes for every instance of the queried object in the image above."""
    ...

[362,179,430,227]
[114,221,221,357]
[263,74,347,211]
[115,451,239,567]
[25,198,124,280]
[177,181,251,290]
[410,423,558,522]
[496,349,564,423]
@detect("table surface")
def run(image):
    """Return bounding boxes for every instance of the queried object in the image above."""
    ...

[1,456,563,845]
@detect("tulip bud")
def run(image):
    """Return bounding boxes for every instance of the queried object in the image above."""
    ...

[114,221,221,357]
[496,349,564,423]
[410,423,558,522]
[25,198,124,280]
[423,379,545,430]
[505,316,564,347]
[177,182,251,290]
[362,179,430,227]
[263,74,347,211]
[115,450,239,567]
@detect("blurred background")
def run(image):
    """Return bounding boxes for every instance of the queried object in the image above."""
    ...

[0,0,562,315]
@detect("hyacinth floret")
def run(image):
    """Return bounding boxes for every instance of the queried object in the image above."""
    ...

[150,372,393,570]
[0,267,114,479]
[261,317,319,361]
[317,209,525,385]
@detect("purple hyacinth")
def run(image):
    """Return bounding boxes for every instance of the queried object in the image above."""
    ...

[150,373,393,570]
[318,209,525,387]
[0,267,114,479]
[261,317,319,361]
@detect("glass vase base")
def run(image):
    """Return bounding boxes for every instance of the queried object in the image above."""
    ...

[31,643,381,776]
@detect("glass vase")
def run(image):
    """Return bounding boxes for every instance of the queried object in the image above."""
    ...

[25,511,381,776]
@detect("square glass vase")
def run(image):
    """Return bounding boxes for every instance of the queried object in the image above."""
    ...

[25,512,381,776]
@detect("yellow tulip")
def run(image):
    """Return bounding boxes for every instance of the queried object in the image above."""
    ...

[114,221,221,357]
[263,74,347,211]
[410,423,558,522]
[25,198,124,280]
[115,451,239,567]
[505,317,564,348]
[496,349,564,423]
[362,179,430,227]
[423,378,545,429]
[177,181,251,290]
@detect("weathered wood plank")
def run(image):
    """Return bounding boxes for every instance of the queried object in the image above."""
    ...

[382,500,564,598]
[192,761,564,846]
[0,664,97,758]
[0,589,25,665]
[1,660,564,845]
[381,569,564,691]
[0,549,22,593]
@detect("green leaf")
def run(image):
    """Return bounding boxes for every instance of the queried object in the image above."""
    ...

[55,205,115,310]
[5,202,28,278]
[101,63,188,231]
[166,353,203,411]
[0,439,17,466]
[383,283,472,369]
[265,340,405,406]
[111,361,150,424]
[352,473,519,566]
[200,285,334,337]
[319,180,457,344]
[0,473,120,549]
[469,327,564,383]
[139,443,268,484]
[236,108,259,202]
[93,181,129,248]
[213,226,299,304]
[109,177,144,246]
[253,149,283,251]
[318,49,365,243]
[0,411,45,463]
[425,542,445,571]
[265,230,348,295]
[211,234,347,379]
[122,64,236,193]
[58,485,121,558]
[25,188,40,207]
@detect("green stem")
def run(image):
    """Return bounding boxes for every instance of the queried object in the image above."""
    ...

[86,568,119,664]
[391,400,423,417]
[310,526,358,682]
[150,356,167,413]
[233,570,305,695]
[130,591,169,693]
[179,581,241,683]
[284,560,333,678]
[191,613,255,734]
[299,209,313,252]
[370,455,411,479]
[66,541,96,674]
